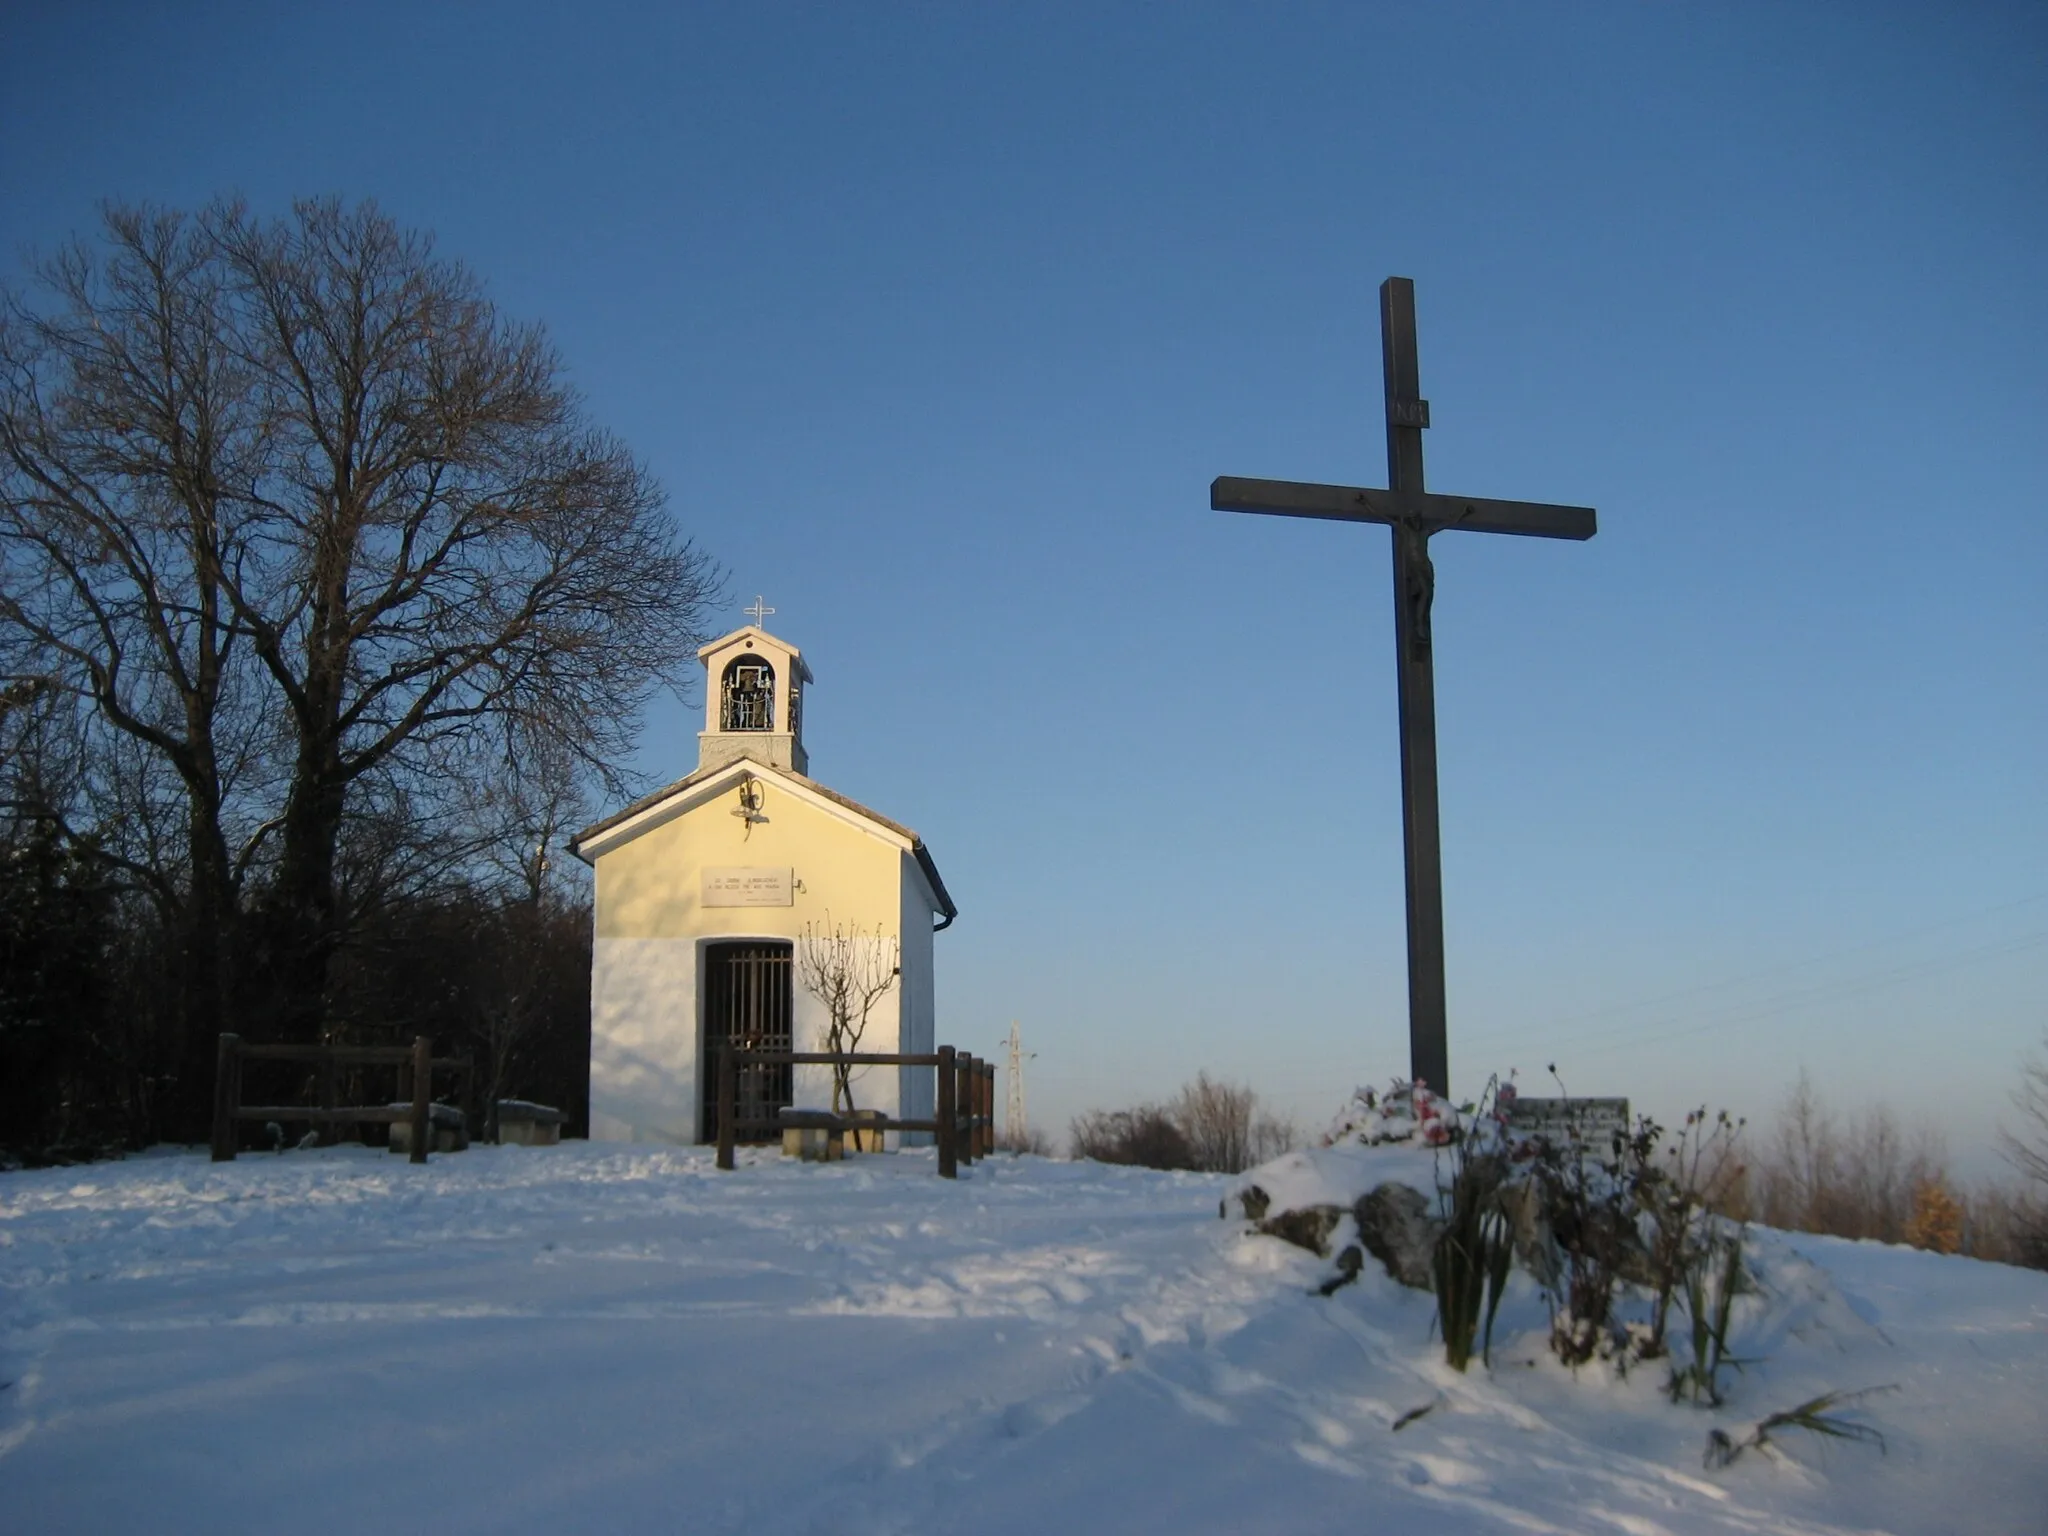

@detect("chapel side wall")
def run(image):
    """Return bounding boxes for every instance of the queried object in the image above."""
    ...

[896,855,938,1142]
[590,781,908,1142]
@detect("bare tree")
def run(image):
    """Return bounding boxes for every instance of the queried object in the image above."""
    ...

[0,207,273,1091]
[1170,1072,1297,1174]
[1170,1072,1262,1174]
[2002,1032,2048,1189]
[796,915,898,1115]
[0,199,721,1068]
[1071,1105,1195,1170]
[1750,1071,1948,1243]
[464,759,589,1142]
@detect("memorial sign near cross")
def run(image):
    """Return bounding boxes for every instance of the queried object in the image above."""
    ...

[1212,278,1596,1100]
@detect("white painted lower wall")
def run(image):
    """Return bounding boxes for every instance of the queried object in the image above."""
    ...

[590,934,912,1145]
[589,938,699,1144]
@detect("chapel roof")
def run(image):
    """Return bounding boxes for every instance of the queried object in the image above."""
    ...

[695,624,813,681]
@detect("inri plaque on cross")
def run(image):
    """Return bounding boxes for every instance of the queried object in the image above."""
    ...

[1212,278,1596,1100]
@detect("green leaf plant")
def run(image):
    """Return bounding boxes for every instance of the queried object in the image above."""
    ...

[1668,1219,1751,1406]
[1431,1077,1517,1372]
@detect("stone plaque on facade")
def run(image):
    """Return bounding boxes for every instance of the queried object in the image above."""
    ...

[702,867,794,907]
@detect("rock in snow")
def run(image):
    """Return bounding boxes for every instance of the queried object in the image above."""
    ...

[1353,1181,1442,1290]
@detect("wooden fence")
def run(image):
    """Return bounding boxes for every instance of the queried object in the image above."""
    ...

[210,1033,473,1165]
[714,1044,995,1178]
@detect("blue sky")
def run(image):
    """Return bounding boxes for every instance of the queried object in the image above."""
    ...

[6,3,2043,1170]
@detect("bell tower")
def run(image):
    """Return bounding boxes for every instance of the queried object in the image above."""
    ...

[696,617,811,775]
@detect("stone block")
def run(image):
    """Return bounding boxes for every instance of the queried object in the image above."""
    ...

[495,1100,565,1147]
[781,1124,844,1161]
[387,1102,468,1155]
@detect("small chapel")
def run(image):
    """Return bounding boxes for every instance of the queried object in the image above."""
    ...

[571,614,957,1146]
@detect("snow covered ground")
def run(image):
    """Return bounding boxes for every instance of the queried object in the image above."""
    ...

[1,1142,2042,1535]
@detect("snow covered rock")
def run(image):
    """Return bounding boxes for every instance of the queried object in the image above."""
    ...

[1231,1144,1450,1287]
[1353,1181,1441,1290]
[1256,1202,1348,1257]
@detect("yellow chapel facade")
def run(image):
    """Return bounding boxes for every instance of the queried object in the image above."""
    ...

[571,622,956,1145]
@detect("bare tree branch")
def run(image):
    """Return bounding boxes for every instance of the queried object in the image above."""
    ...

[797,915,899,1116]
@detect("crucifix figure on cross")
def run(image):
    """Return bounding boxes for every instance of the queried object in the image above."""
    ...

[1212,277,1596,1100]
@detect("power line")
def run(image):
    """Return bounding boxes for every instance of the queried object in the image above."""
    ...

[1458,892,2048,1054]
[1225,914,2048,1084]
[1535,930,2048,1061]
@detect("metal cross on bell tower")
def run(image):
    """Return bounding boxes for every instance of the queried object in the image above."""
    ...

[744,596,776,628]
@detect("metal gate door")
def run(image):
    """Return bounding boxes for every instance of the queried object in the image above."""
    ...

[701,941,793,1143]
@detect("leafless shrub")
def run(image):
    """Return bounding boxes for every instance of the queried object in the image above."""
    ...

[1070,1105,1196,1170]
[1252,1111,1298,1165]
[1637,1108,1746,1362]
[796,914,898,1115]
[2001,1032,2048,1190]
[1738,1069,2048,1271]
[995,1124,1052,1156]
[1071,1073,1297,1173]
[1170,1072,1299,1174]
[1962,1181,2048,1270]
[1747,1072,1947,1244]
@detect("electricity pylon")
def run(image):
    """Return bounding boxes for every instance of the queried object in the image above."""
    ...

[1003,1021,1034,1151]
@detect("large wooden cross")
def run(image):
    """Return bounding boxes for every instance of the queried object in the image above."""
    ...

[1212,278,1596,1100]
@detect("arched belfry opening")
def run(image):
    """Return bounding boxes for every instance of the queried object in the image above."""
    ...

[721,656,775,732]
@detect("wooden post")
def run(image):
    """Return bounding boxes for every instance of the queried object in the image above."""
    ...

[975,1058,987,1159]
[716,1047,736,1171]
[981,1062,995,1158]
[936,1045,957,1179]
[410,1035,431,1165]
[211,1033,241,1162]
[967,1056,982,1160]
[453,1053,474,1150]
[317,1042,339,1146]
[983,1064,999,1163]
[954,1056,970,1163]
[954,1053,968,1166]
[1381,277,1451,1100]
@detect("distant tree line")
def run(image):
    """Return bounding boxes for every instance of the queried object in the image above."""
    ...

[1724,1063,2048,1270]
[0,199,721,1161]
